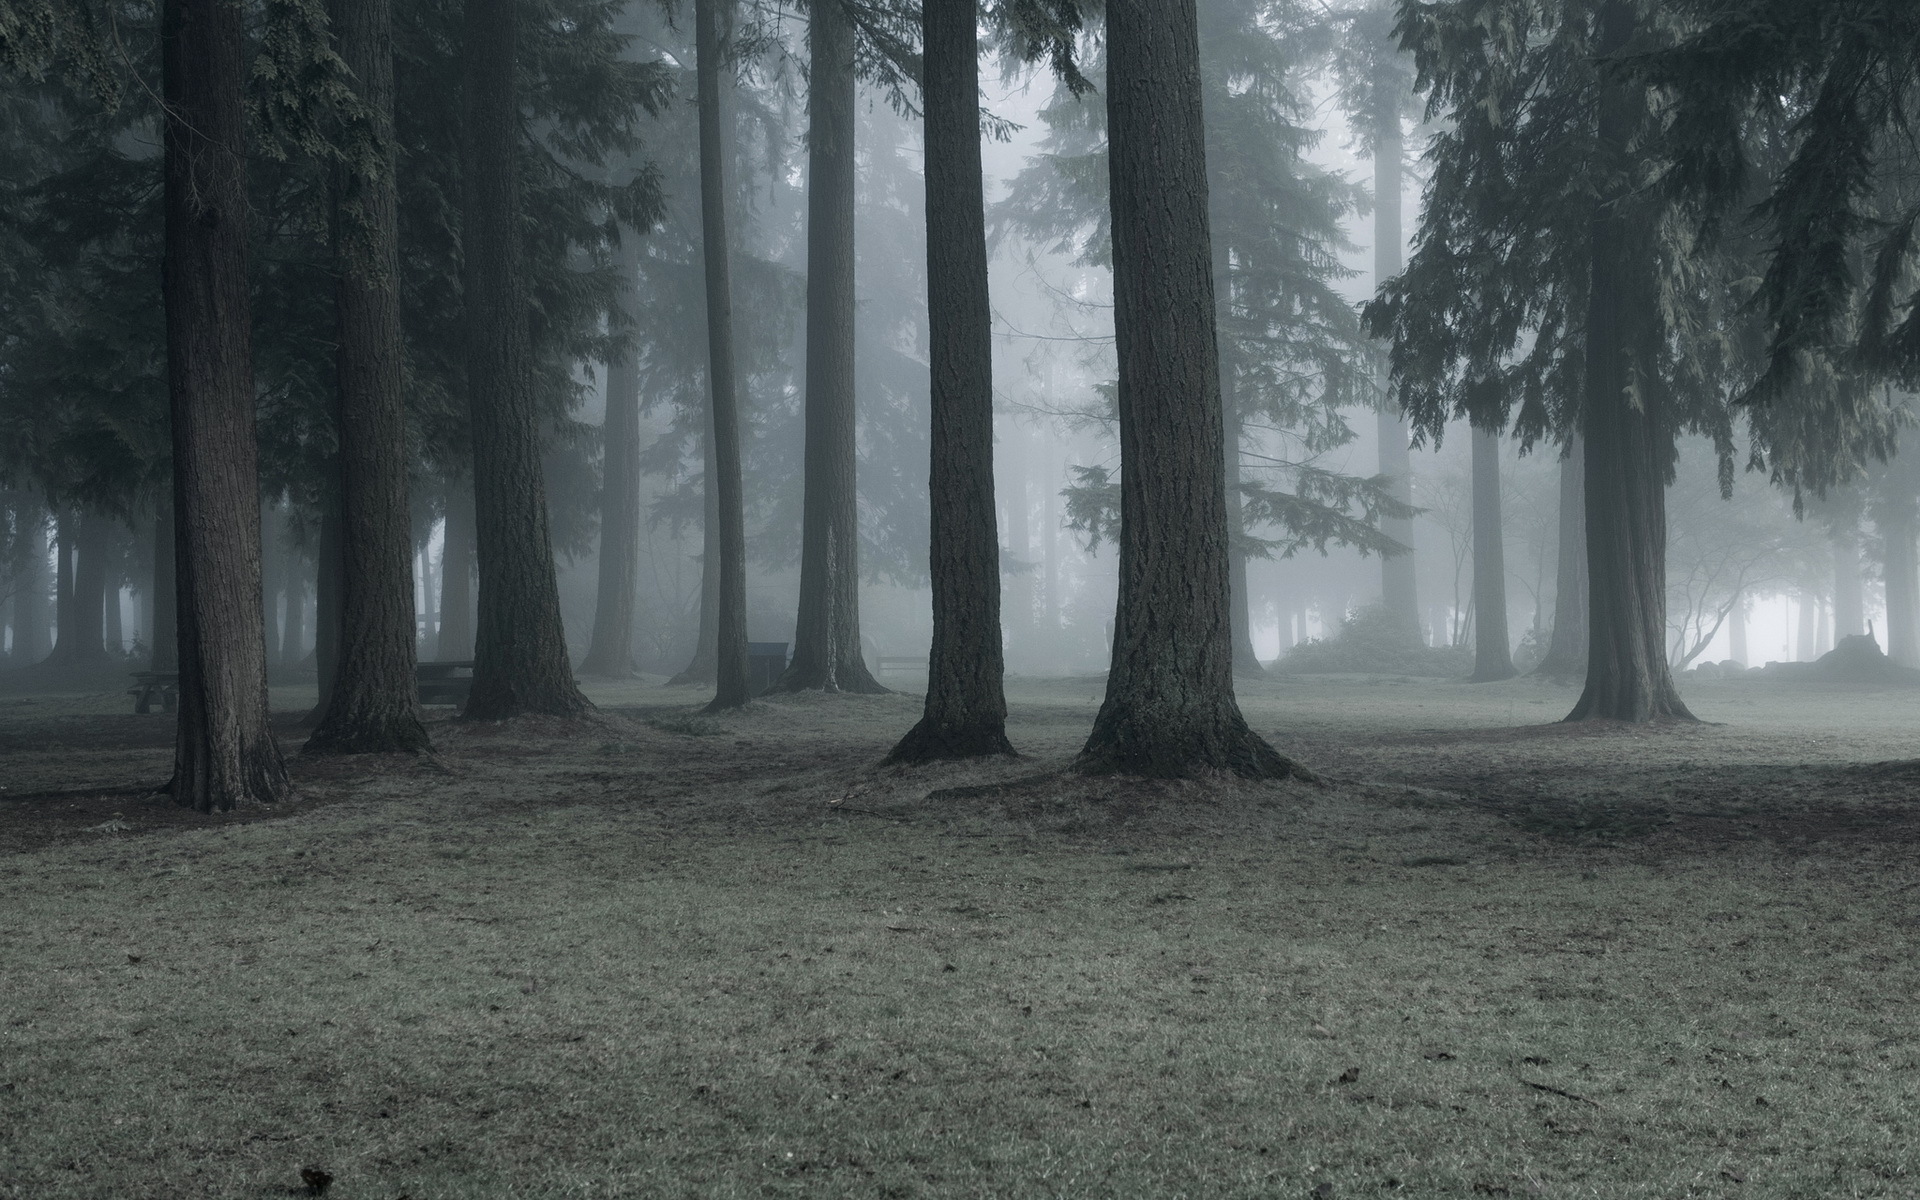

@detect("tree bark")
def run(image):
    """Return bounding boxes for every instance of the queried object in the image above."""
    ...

[1565,0,1693,723]
[151,502,177,672]
[1469,426,1516,681]
[437,480,475,660]
[774,0,884,695]
[1533,437,1587,677]
[1075,0,1300,779]
[307,0,429,755]
[162,0,291,809]
[460,0,591,719]
[1373,94,1419,637]
[1833,525,1864,638]
[694,0,752,712]
[668,417,721,685]
[888,0,1013,759]
[580,232,644,678]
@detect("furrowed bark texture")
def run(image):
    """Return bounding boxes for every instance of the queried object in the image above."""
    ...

[460,0,590,719]
[888,0,1013,759]
[696,0,752,712]
[1469,427,1516,681]
[1076,0,1298,780]
[307,0,429,755]
[580,233,643,678]
[668,414,720,685]
[1534,438,1587,676]
[437,481,474,660]
[776,0,885,695]
[150,503,177,671]
[1373,103,1419,637]
[1566,0,1692,722]
[162,0,291,809]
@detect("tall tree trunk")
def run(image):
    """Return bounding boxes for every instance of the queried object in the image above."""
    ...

[309,487,344,720]
[1210,231,1263,677]
[280,549,307,668]
[1566,0,1692,722]
[1795,591,1818,661]
[1373,87,1418,637]
[162,0,291,809]
[694,0,752,711]
[52,514,75,659]
[260,503,284,668]
[1076,0,1299,779]
[437,480,475,660]
[1833,525,1864,638]
[1728,594,1747,664]
[48,511,110,664]
[668,415,720,685]
[580,232,644,678]
[308,0,429,754]
[16,503,52,664]
[889,0,1012,759]
[1469,427,1516,681]
[460,0,590,719]
[1533,438,1587,677]
[104,564,123,656]
[1883,511,1919,667]
[151,502,177,672]
[774,0,884,695]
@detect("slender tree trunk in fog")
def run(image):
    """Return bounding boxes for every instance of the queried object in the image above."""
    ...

[1534,438,1587,677]
[669,415,720,685]
[1566,0,1692,722]
[776,0,884,694]
[1076,0,1300,780]
[1882,512,1919,667]
[581,232,643,678]
[1833,529,1864,638]
[151,503,177,671]
[437,481,475,659]
[104,568,123,655]
[1728,594,1747,664]
[460,0,590,719]
[16,504,51,663]
[1795,593,1818,661]
[280,550,307,667]
[694,0,751,711]
[308,0,429,754]
[889,0,1013,760]
[1469,427,1516,681]
[1373,94,1419,637]
[1211,236,1263,677]
[162,0,290,809]
[48,511,109,665]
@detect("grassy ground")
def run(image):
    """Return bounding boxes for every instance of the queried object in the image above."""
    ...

[1,669,1917,1199]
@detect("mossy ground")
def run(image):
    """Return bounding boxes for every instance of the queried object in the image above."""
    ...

[1,669,1915,1198]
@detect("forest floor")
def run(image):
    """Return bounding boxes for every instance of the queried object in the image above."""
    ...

[0,666,1916,1199]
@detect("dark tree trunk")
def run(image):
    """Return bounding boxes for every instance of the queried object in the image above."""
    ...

[48,511,110,665]
[307,0,429,755]
[888,0,1013,759]
[1373,98,1419,637]
[774,0,884,695]
[151,503,177,672]
[1833,525,1864,638]
[1533,437,1587,677]
[437,480,475,660]
[668,419,721,685]
[580,232,644,679]
[1076,0,1300,779]
[460,0,590,719]
[1565,0,1692,723]
[1469,427,1516,681]
[162,0,291,809]
[694,0,752,712]
[15,504,52,664]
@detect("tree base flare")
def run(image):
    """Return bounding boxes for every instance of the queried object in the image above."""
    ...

[302,711,432,757]
[884,718,1016,764]
[1074,714,1311,782]
[1564,679,1696,723]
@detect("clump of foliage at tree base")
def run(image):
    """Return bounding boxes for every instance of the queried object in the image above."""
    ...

[1277,603,1472,678]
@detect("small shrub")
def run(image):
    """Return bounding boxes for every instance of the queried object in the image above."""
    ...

[1279,603,1474,677]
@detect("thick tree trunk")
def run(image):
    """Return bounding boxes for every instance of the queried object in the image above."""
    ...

[460,0,590,719]
[1533,438,1587,677]
[151,503,177,672]
[693,0,752,712]
[162,0,291,809]
[1076,0,1299,779]
[437,480,475,660]
[1469,427,1516,681]
[307,0,429,755]
[15,504,52,664]
[775,0,884,695]
[1833,527,1864,637]
[1565,0,1692,723]
[668,416,720,685]
[1373,101,1419,637]
[889,0,1013,759]
[580,233,644,679]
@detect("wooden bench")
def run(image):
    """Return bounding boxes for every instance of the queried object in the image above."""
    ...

[128,672,179,714]
[875,655,927,676]
[416,660,475,706]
